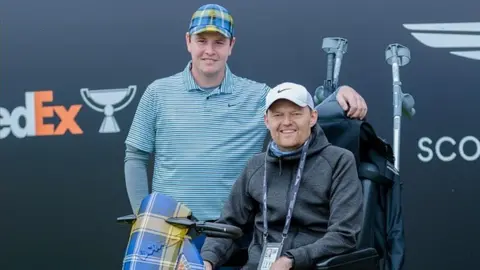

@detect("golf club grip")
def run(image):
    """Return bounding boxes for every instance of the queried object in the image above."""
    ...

[197,222,243,239]
[333,51,344,86]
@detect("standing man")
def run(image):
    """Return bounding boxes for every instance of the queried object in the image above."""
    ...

[124,4,367,222]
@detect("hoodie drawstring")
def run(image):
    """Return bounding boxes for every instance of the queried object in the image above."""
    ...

[279,159,283,175]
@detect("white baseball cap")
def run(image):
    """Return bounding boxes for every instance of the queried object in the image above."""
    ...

[265,82,315,113]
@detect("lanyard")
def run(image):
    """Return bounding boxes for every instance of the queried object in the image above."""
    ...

[262,138,310,244]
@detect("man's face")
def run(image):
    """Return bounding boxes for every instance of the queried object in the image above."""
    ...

[186,31,235,78]
[264,99,318,151]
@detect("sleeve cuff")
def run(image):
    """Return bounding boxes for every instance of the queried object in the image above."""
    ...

[285,248,311,269]
[200,250,220,268]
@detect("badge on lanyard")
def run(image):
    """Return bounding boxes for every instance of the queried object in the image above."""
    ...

[258,242,283,270]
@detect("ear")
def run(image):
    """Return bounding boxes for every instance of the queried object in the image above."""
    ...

[264,113,270,129]
[228,37,236,56]
[185,32,192,53]
[310,109,318,127]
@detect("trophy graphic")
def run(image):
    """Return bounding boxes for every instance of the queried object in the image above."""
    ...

[80,85,137,133]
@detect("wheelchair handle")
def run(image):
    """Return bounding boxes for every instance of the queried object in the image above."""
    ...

[195,220,243,239]
[116,214,243,239]
[167,217,243,239]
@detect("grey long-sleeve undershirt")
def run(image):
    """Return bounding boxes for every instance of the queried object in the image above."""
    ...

[124,144,150,213]
[123,89,341,214]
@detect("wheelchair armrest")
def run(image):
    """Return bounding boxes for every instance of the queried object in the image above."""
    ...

[316,248,378,270]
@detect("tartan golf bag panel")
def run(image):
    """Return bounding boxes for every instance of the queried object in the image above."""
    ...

[122,192,205,270]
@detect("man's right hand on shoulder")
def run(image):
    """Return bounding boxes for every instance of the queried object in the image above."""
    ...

[204,261,213,270]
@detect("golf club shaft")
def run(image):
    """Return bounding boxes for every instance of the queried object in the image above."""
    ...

[391,50,403,171]
[326,54,334,83]
[333,43,346,87]
[393,117,401,170]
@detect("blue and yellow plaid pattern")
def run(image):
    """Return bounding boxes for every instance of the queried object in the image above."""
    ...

[188,4,234,38]
[122,192,204,270]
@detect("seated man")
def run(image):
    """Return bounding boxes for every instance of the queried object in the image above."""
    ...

[201,82,364,270]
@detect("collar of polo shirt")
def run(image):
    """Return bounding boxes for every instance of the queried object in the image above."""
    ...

[182,61,235,94]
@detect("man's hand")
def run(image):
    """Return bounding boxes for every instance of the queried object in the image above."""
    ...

[204,261,213,270]
[336,85,368,120]
[270,256,293,270]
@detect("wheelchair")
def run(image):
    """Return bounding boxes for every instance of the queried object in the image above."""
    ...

[214,103,404,270]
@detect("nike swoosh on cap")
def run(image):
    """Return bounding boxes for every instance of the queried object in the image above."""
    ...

[277,88,291,93]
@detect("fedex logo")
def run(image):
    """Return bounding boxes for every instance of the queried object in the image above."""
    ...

[0,90,83,139]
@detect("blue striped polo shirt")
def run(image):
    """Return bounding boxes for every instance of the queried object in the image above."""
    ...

[125,61,270,220]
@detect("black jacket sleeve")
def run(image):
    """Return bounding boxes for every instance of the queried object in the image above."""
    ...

[200,161,258,268]
[284,151,364,269]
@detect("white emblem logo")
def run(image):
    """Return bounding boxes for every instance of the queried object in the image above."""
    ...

[403,22,480,60]
[80,85,136,133]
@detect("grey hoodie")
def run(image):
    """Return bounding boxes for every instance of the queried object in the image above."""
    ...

[200,124,364,269]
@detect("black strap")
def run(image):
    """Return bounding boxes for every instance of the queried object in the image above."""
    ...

[262,138,310,244]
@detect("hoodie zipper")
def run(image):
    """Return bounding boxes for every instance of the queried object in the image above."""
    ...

[278,158,283,175]
[285,162,298,223]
